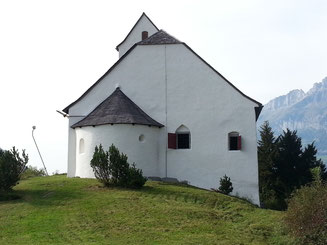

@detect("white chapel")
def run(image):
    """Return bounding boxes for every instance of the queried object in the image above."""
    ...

[61,13,263,205]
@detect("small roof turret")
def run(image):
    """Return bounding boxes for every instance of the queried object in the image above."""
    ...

[116,13,159,58]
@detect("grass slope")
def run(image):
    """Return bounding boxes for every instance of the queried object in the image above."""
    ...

[0,176,294,245]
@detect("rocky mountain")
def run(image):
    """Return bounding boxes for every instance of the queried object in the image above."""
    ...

[258,77,327,159]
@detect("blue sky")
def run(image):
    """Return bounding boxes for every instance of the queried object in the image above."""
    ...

[0,0,326,173]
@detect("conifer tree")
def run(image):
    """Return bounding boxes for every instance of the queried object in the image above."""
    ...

[258,124,327,210]
[257,121,279,208]
[275,129,327,207]
[301,143,327,180]
[218,175,233,195]
[275,129,303,201]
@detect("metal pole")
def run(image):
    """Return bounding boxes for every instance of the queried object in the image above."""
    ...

[32,126,49,176]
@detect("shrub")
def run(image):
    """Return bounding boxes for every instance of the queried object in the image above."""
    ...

[90,144,110,185]
[0,147,28,191]
[108,145,129,186]
[127,163,147,188]
[284,167,327,245]
[219,175,233,195]
[52,170,65,175]
[21,165,46,179]
[90,144,146,188]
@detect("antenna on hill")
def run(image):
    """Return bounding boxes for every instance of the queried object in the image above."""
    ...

[32,126,49,176]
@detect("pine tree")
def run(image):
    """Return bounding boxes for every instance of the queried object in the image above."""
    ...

[301,143,327,181]
[275,130,326,196]
[218,175,233,195]
[258,123,327,210]
[257,121,279,208]
[275,129,303,199]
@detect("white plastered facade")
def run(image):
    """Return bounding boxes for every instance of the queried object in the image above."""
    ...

[65,14,261,205]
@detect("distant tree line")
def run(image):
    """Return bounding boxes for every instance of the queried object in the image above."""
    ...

[258,121,327,210]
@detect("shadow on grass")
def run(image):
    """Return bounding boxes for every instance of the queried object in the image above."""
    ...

[90,181,231,205]
[141,182,257,210]
[89,181,193,195]
[0,188,82,207]
[86,179,256,210]
[94,181,233,208]
[0,191,22,202]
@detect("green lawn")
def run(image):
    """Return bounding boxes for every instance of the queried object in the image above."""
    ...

[0,176,294,245]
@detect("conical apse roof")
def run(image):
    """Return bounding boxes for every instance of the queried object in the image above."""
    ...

[72,88,164,128]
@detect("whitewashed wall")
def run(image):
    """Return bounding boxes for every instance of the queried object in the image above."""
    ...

[68,45,168,178]
[67,116,83,177]
[165,44,260,205]
[74,124,161,178]
[67,43,260,205]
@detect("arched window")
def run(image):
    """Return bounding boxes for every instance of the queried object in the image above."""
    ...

[139,134,145,142]
[142,31,148,40]
[168,125,191,149]
[79,138,85,154]
[228,132,241,151]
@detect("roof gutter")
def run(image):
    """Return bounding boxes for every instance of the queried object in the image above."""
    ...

[56,110,68,117]
[56,110,85,118]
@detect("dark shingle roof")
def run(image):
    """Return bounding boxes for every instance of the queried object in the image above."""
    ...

[72,88,164,128]
[137,30,181,45]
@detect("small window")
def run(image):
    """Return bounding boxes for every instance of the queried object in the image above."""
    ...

[168,125,191,149]
[177,133,190,149]
[142,31,148,40]
[228,132,241,151]
[79,138,85,154]
[139,134,145,142]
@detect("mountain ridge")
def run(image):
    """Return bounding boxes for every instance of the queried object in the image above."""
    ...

[258,77,327,157]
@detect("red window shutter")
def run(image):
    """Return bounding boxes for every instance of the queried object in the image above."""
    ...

[168,133,176,149]
[238,136,242,150]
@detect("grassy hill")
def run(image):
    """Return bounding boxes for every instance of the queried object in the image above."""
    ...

[0,175,294,245]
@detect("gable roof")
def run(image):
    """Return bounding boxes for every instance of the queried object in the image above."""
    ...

[116,12,159,51]
[71,88,164,128]
[137,30,181,45]
[181,43,263,107]
[63,30,262,118]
